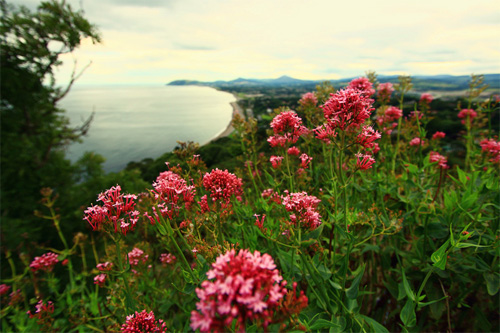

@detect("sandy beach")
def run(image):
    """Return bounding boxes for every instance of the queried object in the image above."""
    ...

[210,97,244,141]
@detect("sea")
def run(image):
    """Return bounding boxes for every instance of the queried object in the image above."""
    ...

[59,85,235,173]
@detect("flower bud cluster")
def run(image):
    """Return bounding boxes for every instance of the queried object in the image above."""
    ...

[121,310,167,333]
[29,252,59,272]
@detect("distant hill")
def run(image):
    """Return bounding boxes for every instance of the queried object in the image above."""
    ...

[167,74,500,93]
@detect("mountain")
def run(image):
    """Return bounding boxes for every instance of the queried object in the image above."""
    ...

[167,74,500,92]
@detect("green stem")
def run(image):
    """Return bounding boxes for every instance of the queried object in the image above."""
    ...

[114,237,135,312]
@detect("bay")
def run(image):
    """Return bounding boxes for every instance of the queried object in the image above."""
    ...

[60,85,235,172]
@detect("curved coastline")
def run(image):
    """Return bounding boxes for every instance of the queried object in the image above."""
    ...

[209,97,244,142]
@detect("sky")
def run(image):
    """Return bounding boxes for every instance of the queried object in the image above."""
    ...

[16,0,500,85]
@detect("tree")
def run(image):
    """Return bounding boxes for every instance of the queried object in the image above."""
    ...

[0,0,100,246]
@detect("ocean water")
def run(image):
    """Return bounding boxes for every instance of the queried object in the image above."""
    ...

[60,85,235,172]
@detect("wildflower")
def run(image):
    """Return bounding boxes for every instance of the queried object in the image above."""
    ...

[199,194,210,213]
[287,146,300,156]
[83,185,139,235]
[128,248,149,267]
[348,77,375,97]
[261,189,281,205]
[480,138,500,164]
[409,137,424,147]
[458,109,477,125]
[320,87,374,131]
[356,125,381,149]
[270,155,284,169]
[96,262,113,271]
[190,249,287,332]
[299,153,313,169]
[268,111,308,147]
[429,151,449,169]
[298,92,317,107]
[121,310,167,333]
[160,253,176,265]
[356,153,376,170]
[420,93,433,105]
[202,169,243,205]
[0,284,10,296]
[377,82,394,104]
[27,299,54,321]
[152,170,196,214]
[384,106,403,122]
[281,191,322,230]
[254,214,266,229]
[432,131,446,140]
[94,274,107,287]
[314,123,337,143]
[30,252,59,272]
[9,289,23,307]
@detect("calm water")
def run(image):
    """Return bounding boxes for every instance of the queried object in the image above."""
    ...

[60,85,235,172]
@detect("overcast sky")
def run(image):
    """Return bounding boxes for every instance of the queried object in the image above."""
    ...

[16,0,500,85]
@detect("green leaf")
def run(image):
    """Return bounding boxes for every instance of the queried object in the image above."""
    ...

[400,299,416,328]
[406,163,418,174]
[309,319,342,331]
[457,166,468,186]
[483,272,500,296]
[401,269,415,301]
[431,239,450,271]
[359,315,389,333]
[346,264,365,300]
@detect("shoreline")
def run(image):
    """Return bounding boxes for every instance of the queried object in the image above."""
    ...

[209,95,244,142]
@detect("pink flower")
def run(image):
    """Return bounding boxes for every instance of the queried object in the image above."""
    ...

[480,138,500,164]
[298,92,317,107]
[0,284,10,296]
[348,77,375,97]
[356,153,376,170]
[432,131,446,140]
[287,146,300,156]
[356,125,381,149]
[30,252,59,272]
[377,82,394,104]
[268,111,308,147]
[83,185,139,235]
[152,170,196,215]
[94,274,107,287]
[190,249,287,332]
[384,106,403,122]
[420,93,433,105]
[160,253,176,265]
[121,310,167,333]
[299,153,313,169]
[458,109,477,125]
[202,169,243,205]
[27,299,54,319]
[409,137,424,147]
[96,262,113,271]
[429,151,449,169]
[281,191,322,230]
[270,155,284,169]
[128,248,149,267]
[320,87,374,131]
[314,124,337,144]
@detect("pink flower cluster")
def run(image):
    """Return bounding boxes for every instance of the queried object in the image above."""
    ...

[287,146,300,156]
[152,170,196,213]
[281,191,322,230]
[128,247,149,267]
[429,151,449,169]
[480,138,500,164]
[0,284,10,296]
[356,153,376,170]
[190,249,287,332]
[270,155,284,169]
[160,253,176,265]
[377,82,394,104]
[29,252,59,272]
[27,299,54,319]
[432,131,446,140]
[94,274,107,287]
[420,93,433,105]
[267,111,308,147]
[356,126,381,149]
[202,169,243,205]
[348,77,375,97]
[458,109,477,125]
[409,137,425,147]
[121,310,167,333]
[298,92,318,107]
[83,185,139,235]
[299,153,313,169]
[320,87,374,131]
[96,262,113,271]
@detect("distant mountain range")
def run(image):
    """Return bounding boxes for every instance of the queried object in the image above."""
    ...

[168,74,500,92]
